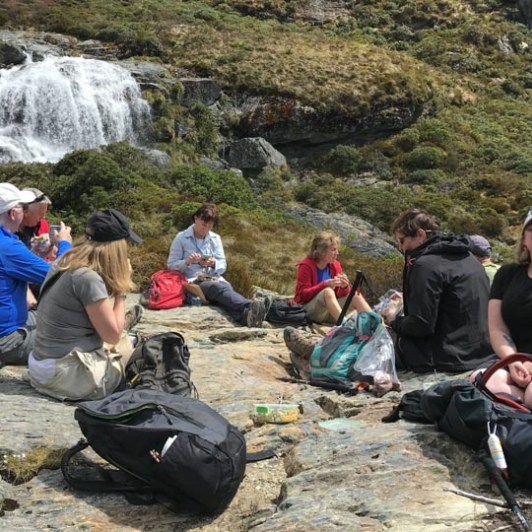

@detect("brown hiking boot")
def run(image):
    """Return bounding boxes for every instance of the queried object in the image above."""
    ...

[283,326,316,360]
[124,304,144,332]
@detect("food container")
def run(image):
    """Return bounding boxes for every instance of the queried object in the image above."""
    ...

[253,403,299,424]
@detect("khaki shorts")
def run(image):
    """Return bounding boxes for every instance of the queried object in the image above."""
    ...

[304,292,349,325]
[30,333,134,402]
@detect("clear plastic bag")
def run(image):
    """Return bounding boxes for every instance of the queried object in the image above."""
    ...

[373,289,403,325]
[352,325,401,397]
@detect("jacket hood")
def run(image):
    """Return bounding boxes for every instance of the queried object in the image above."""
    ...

[406,233,471,261]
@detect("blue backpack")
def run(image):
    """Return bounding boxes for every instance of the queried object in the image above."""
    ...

[310,311,382,385]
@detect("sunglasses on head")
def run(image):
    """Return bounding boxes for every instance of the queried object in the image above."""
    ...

[30,193,48,204]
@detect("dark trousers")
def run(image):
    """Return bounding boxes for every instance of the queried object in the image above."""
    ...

[199,281,251,325]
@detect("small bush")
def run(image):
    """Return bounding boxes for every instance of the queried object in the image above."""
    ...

[404,146,446,170]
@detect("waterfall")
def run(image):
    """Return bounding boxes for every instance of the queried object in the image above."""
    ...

[0,57,152,164]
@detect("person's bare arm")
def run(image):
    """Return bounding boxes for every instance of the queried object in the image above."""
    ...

[85,297,126,345]
[489,298,530,387]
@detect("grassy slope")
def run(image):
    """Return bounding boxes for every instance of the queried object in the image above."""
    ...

[2,0,532,290]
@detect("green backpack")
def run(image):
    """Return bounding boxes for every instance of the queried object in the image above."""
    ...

[310,311,382,385]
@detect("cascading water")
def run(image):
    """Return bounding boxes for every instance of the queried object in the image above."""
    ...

[0,56,152,164]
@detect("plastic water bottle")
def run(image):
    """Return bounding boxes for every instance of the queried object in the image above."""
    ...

[487,430,508,477]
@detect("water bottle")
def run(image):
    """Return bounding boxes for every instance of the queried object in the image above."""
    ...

[487,430,508,477]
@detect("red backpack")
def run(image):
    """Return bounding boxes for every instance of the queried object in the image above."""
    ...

[140,270,188,310]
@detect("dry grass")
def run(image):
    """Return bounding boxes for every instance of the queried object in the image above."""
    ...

[1,447,66,485]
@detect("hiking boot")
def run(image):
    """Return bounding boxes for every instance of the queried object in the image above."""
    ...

[124,304,144,332]
[290,351,311,380]
[246,299,267,328]
[263,295,274,318]
[283,326,316,360]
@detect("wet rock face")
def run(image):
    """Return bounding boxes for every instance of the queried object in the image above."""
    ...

[0,297,494,531]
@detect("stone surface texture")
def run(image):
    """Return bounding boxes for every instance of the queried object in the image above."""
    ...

[0,296,504,531]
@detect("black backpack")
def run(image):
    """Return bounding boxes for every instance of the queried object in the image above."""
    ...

[266,298,309,327]
[419,354,532,488]
[125,332,194,396]
[61,389,247,515]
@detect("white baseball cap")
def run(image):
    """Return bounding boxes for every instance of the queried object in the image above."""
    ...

[0,183,37,214]
[523,208,532,232]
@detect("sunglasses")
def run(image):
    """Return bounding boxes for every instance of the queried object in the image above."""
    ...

[396,229,432,246]
[30,193,49,204]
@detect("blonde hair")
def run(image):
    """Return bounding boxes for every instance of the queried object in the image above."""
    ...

[56,238,133,297]
[308,231,340,261]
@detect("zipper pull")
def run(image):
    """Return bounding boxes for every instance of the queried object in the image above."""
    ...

[158,405,173,425]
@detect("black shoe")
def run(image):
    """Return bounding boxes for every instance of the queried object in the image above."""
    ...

[246,299,267,328]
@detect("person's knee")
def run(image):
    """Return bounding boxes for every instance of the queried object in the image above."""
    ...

[322,287,336,301]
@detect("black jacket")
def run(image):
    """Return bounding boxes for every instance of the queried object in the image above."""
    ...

[390,233,493,373]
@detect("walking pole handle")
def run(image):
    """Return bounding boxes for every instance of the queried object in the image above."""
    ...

[336,270,364,326]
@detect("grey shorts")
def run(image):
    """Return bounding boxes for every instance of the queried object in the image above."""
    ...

[0,310,37,367]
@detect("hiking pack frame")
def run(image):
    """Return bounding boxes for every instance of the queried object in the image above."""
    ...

[336,270,374,326]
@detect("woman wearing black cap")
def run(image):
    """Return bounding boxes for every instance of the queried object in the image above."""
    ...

[471,209,532,408]
[28,209,143,401]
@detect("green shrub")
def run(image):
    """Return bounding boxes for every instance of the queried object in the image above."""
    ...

[404,146,446,170]
[405,169,446,185]
[166,165,257,209]
[394,128,420,152]
[315,145,364,176]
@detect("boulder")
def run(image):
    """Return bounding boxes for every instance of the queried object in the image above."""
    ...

[229,137,287,170]
[285,205,399,258]
[180,78,222,107]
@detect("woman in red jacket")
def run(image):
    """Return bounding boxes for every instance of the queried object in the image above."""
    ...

[293,231,371,324]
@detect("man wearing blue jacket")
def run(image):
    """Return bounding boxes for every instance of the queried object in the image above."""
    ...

[0,183,72,367]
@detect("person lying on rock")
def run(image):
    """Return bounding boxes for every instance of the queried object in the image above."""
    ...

[293,231,371,324]
[389,208,493,373]
[470,208,532,408]
[28,209,144,401]
[0,183,72,368]
[167,202,272,327]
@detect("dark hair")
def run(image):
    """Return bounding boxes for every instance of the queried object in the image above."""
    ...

[390,208,440,237]
[192,203,219,228]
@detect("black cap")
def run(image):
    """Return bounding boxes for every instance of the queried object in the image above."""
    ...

[84,209,142,244]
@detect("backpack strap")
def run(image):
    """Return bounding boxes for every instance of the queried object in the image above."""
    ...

[61,439,153,494]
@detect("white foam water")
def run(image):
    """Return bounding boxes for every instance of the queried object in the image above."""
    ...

[0,56,151,163]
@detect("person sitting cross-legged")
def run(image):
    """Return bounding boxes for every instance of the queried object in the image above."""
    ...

[293,231,371,325]
[167,202,272,328]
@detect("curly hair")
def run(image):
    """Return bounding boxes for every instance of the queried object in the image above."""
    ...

[307,231,340,261]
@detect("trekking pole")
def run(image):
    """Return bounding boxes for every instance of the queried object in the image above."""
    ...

[336,270,365,326]
[277,376,359,395]
[479,450,532,532]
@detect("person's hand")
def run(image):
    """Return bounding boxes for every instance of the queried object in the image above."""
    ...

[55,222,72,244]
[30,235,52,258]
[326,277,342,288]
[509,361,532,388]
[336,273,350,288]
[199,256,215,268]
[186,252,202,266]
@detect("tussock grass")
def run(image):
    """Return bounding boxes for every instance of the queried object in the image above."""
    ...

[1,447,66,485]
